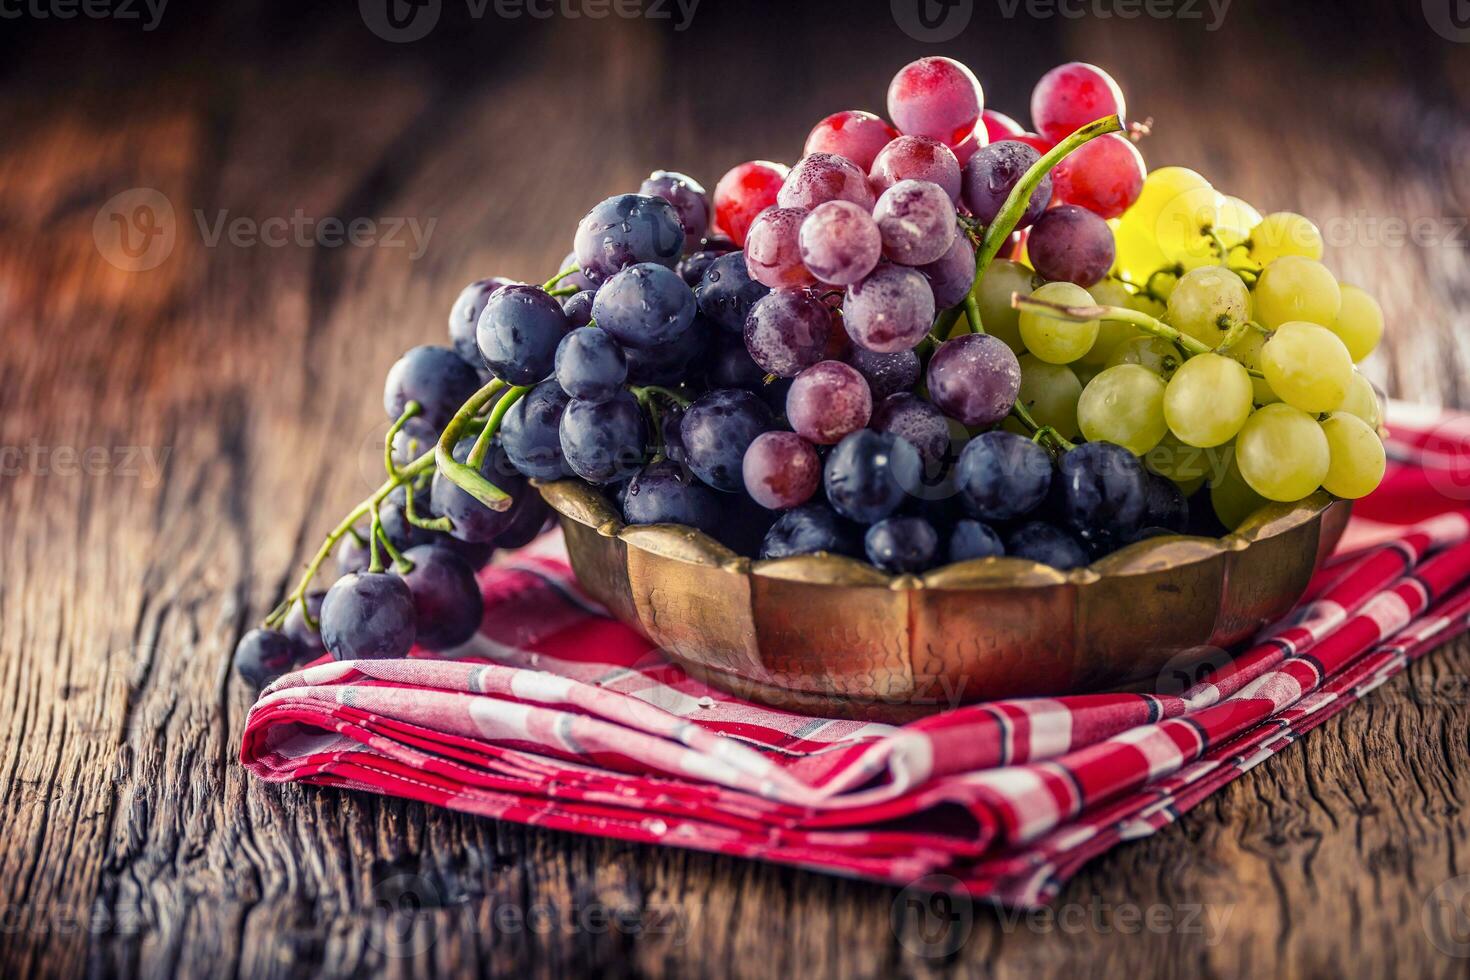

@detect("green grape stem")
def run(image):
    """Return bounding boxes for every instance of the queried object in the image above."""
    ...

[542,264,581,290]
[969,114,1125,310]
[1009,399,1077,453]
[437,379,514,511]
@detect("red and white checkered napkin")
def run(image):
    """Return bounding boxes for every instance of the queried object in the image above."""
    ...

[242,403,1470,907]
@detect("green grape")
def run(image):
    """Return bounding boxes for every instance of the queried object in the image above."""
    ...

[1125,167,1211,236]
[1018,281,1100,364]
[1080,279,1142,366]
[1221,328,1279,406]
[1014,354,1082,439]
[1145,432,1230,491]
[1210,449,1269,530]
[1165,266,1252,347]
[1106,334,1182,380]
[1338,371,1382,429]
[1215,195,1262,250]
[1330,283,1384,362]
[975,258,1039,354]
[1235,403,1331,502]
[1261,321,1353,413]
[1247,211,1324,266]
[1320,412,1387,499]
[1128,290,1168,320]
[1164,353,1254,447]
[1154,186,1221,269]
[1253,256,1341,328]
[1077,364,1168,455]
[1111,216,1168,286]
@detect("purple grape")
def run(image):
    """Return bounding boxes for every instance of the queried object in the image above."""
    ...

[493,486,552,550]
[561,289,596,327]
[1006,522,1089,570]
[797,201,882,286]
[787,361,872,445]
[555,251,597,292]
[1057,441,1148,544]
[378,484,437,553]
[864,516,939,573]
[622,459,724,537]
[742,431,821,510]
[705,328,767,389]
[383,345,482,436]
[430,437,527,544]
[591,262,696,350]
[397,545,484,650]
[1142,472,1189,534]
[869,135,963,203]
[823,429,922,524]
[743,288,832,378]
[956,430,1053,521]
[1025,204,1116,287]
[623,312,711,385]
[680,389,773,492]
[477,285,572,385]
[448,277,518,370]
[776,152,876,212]
[843,264,936,353]
[948,520,1004,562]
[639,170,711,251]
[573,193,684,283]
[918,234,976,309]
[282,591,327,659]
[695,251,770,333]
[678,247,729,288]
[760,503,862,559]
[501,379,570,481]
[962,140,1053,228]
[335,533,369,576]
[321,571,417,660]
[555,326,627,403]
[559,391,649,485]
[745,206,815,289]
[234,628,302,687]
[925,333,1021,426]
[870,393,954,470]
[843,346,921,400]
[872,179,958,266]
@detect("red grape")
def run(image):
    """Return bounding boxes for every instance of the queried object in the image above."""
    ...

[743,288,832,377]
[798,200,882,286]
[886,57,985,149]
[803,110,898,171]
[786,360,873,444]
[745,206,815,288]
[980,109,1026,142]
[1031,62,1126,145]
[1013,133,1054,154]
[873,179,957,266]
[777,152,875,212]
[949,127,986,167]
[869,135,962,203]
[742,431,822,509]
[918,233,976,308]
[713,161,789,246]
[926,333,1021,426]
[1026,204,1115,287]
[1052,132,1145,219]
[842,264,936,353]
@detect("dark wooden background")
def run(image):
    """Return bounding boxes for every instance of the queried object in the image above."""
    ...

[3,1,1470,977]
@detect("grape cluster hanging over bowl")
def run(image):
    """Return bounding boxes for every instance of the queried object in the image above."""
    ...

[235,56,1386,694]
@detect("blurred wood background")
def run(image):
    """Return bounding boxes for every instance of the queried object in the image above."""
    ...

[2,1,1469,977]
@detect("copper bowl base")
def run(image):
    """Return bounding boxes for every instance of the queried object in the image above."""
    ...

[538,481,1351,722]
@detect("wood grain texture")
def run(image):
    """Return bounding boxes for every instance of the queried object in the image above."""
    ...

[2,4,1468,978]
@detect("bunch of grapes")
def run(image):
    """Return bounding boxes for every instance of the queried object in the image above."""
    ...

[236,56,1390,688]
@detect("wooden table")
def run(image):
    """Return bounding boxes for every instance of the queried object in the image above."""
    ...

[3,4,1469,977]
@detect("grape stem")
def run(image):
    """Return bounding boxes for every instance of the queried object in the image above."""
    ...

[969,114,1125,308]
[436,379,515,512]
[375,522,415,574]
[631,385,692,409]
[1009,293,1271,379]
[1009,400,1076,453]
[542,264,581,290]
[465,384,532,470]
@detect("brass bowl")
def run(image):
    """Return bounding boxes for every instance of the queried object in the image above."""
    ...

[538,480,1351,722]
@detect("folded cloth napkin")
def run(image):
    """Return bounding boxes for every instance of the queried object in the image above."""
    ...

[242,402,1470,907]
